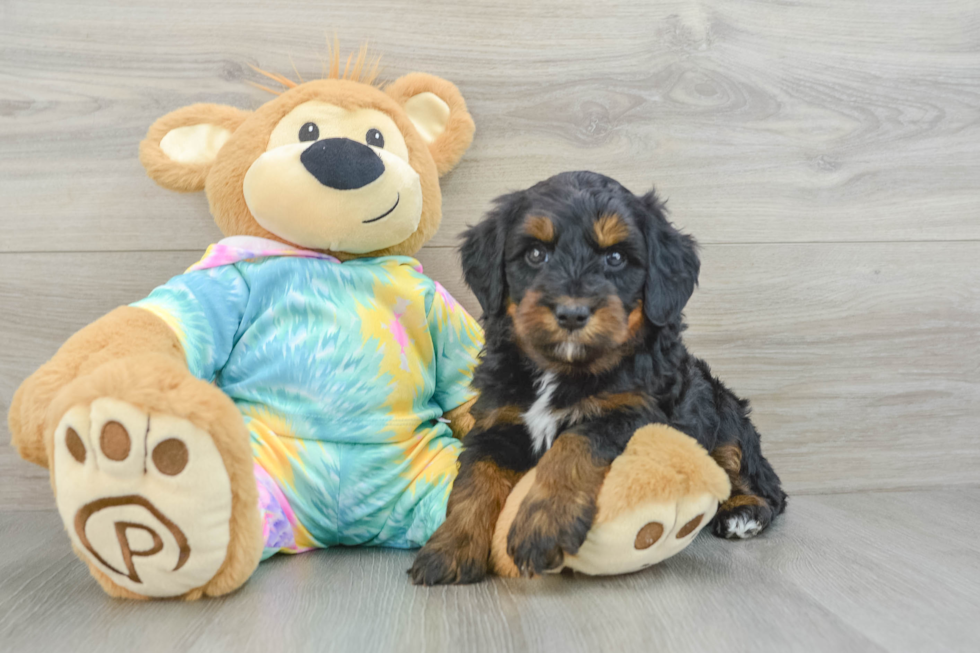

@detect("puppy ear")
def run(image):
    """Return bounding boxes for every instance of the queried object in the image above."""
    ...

[385,73,475,176]
[139,104,250,192]
[460,191,525,319]
[640,189,700,327]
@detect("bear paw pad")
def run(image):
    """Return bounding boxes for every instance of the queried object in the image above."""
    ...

[53,398,233,598]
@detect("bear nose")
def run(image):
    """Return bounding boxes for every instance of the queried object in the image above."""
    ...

[554,303,591,331]
[300,138,385,190]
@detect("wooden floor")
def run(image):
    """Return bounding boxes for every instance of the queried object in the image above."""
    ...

[1,490,978,653]
[1,1,979,651]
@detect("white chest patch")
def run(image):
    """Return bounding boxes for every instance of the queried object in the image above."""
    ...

[523,371,560,454]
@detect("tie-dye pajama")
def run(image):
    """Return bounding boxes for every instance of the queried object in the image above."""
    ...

[132,236,483,559]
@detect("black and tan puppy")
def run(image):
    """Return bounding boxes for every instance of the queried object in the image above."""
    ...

[410,171,786,585]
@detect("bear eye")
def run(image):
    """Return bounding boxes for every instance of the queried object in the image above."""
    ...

[366,128,385,149]
[605,250,626,269]
[525,246,549,268]
[299,122,319,142]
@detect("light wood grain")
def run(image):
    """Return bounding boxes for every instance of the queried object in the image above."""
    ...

[684,241,980,494]
[1,0,978,253]
[3,242,978,508]
[1,491,978,653]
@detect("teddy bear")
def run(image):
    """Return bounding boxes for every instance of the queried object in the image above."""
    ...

[7,50,731,600]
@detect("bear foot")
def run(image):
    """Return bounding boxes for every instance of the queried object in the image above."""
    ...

[491,424,731,578]
[564,490,720,575]
[53,396,240,598]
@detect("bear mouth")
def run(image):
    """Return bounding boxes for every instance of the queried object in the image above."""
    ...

[362,193,400,224]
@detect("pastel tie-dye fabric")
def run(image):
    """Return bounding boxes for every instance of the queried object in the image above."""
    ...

[132,237,483,557]
[186,235,341,272]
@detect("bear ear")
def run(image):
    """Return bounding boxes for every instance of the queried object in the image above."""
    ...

[139,104,250,192]
[385,73,475,176]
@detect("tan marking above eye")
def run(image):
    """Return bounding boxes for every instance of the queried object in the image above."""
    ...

[266,101,409,162]
[100,421,131,461]
[524,215,555,243]
[594,214,630,248]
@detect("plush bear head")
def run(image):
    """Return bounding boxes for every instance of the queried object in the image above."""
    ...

[139,54,474,259]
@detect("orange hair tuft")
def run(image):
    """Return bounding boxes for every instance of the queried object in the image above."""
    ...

[248,40,382,95]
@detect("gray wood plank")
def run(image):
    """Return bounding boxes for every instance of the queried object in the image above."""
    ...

[2,491,977,653]
[785,492,980,651]
[683,241,980,495]
[3,242,979,509]
[1,0,978,252]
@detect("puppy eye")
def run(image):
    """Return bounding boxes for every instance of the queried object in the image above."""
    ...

[366,128,385,149]
[605,250,626,269]
[299,122,319,142]
[525,246,549,267]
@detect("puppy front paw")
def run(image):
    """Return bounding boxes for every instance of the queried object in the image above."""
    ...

[506,498,594,576]
[409,530,489,586]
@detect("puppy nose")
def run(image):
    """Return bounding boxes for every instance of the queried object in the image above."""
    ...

[300,138,385,190]
[554,303,591,331]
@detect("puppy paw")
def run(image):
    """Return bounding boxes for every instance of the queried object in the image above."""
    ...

[53,398,234,598]
[409,531,488,585]
[506,497,593,577]
[712,498,773,540]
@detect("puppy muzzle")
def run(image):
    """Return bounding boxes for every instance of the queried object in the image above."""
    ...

[512,290,631,370]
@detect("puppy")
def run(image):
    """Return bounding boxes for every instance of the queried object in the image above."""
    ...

[410,171,786,585]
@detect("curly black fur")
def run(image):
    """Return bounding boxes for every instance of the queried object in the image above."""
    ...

[410,171,786,584]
